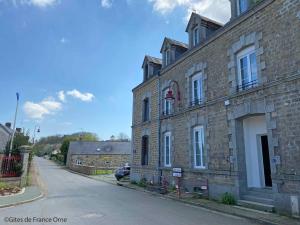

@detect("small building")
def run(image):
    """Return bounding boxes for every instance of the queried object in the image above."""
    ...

[0,123,13,151]
[67,141,131,174]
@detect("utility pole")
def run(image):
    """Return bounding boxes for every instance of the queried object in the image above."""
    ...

[9,93,20,157]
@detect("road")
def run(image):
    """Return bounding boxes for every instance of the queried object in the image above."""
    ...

[0,158,259,225]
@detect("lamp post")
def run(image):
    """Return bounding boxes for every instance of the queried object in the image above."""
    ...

[9,93,20,157]
[33,125,40,144]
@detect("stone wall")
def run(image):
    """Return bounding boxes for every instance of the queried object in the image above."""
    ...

[131,0,300,216]
[69,154,130,170]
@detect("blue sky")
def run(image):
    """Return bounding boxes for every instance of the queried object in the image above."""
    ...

[0,0,230,140]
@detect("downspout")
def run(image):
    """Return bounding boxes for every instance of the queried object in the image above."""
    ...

[157,72,162,184]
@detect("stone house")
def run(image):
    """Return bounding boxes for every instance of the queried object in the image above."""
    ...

[131,0,300,216]
[67,141,131,173]
[0,123,13,151]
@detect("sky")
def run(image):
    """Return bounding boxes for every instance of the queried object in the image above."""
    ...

[0,0,231,140]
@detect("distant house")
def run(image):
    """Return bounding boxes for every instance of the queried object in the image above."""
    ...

[66,141,131,174]
[0,123,13,151]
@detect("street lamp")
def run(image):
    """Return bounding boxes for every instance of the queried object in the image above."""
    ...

[165,80,181,104]
[33,125,40,144]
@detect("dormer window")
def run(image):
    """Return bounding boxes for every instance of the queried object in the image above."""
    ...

[193,27,199,46]
[144,64,149,80]
[165,49,171,66]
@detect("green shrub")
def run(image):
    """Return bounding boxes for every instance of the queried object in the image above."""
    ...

[221,192,236,205]
[137,178,147,188]
[130,180,137,185]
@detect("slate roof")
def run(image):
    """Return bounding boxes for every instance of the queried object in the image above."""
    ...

[145,55,162,65]
[185,12,224,32]
[68,141,131,155]
[160,37,188,53]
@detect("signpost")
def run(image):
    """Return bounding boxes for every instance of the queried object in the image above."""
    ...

[172,168,182,198]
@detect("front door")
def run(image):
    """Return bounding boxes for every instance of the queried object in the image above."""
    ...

[261,135,272,187]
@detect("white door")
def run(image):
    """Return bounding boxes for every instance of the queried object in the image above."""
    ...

[243,116,267,188]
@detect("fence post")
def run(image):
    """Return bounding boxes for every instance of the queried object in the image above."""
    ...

[19,145,32,187]
[0,153,3,179]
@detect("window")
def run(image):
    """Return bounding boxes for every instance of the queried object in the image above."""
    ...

[164,132,171,167]
[165,49,171,66]
[75,159,82,165]
[238,0,249,15]
[191,73,203,106]
[141,136,149,166]
[163,89,172,115]
[143,98,150,122]
[144,64,149,80]
[237,46,258,90]
[193,27,199,46]
[193,126,205,168]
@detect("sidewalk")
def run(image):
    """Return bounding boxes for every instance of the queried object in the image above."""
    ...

[88,174,300,225]
[0,186,42,208]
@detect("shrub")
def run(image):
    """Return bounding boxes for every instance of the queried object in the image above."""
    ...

[221,192,236,205]
[130,180,137,185]
[137,178,147,188]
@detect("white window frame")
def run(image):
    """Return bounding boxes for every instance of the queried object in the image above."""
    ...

[164,132,171,167]
[193,27,199,46]
[193,126,205,169]
[191,73,203,105]
[76,159,82,165]
[237,45,258,88]
[237,0,249,15]
[163,89,172,115]
[165,49,171,66]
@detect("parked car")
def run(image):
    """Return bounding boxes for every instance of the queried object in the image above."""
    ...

[115,165,130,181]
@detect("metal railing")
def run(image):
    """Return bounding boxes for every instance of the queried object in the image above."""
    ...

[189,98,203,107]
[0,155,23,178]
[236,79,258,92]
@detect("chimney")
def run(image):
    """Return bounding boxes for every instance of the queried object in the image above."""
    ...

[16,128,22,133]
[5,122,11,129]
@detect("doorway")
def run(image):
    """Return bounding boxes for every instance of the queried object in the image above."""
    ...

[261,135,272,187]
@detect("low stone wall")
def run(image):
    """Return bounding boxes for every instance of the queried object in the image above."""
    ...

[70,164,116,175]
[0,177,21,186]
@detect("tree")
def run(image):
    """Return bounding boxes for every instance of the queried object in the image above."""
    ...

[117,132,130,141]
[60,132,99,165]
[5,132,31,156]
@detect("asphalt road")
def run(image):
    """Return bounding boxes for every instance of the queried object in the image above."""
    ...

[0,158,259,225]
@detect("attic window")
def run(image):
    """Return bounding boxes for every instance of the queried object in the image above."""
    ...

[165,49,171,66]
[193,27,199,46]
[144,64,149,80]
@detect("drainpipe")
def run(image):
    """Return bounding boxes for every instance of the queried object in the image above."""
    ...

[157,72,162,184]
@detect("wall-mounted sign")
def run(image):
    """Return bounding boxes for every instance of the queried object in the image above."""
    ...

[173,172,182,177]
[172,168,182,173]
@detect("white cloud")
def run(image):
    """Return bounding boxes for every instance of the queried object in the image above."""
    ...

[101,0,113,8]
[23,98,62,120]
[60,37,68,44]
[29,0,57,7]
[66,89,95,102]
[57,90,65,102]
[7,0,58,8]
[148,0,230,23]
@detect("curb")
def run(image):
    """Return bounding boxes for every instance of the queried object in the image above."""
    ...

[0,159,46,209]
[0,191,44,209]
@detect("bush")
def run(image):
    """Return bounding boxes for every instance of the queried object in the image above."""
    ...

[137,178,147,188]
[130,180,137,185]
[14,162,23,177]
[221,192,236,205]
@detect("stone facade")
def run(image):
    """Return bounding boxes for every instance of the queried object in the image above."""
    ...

[131,0,300,216]
[69,154,130,170]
